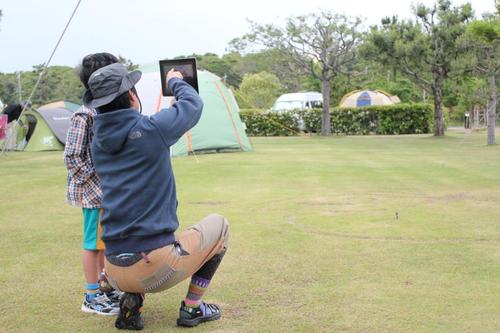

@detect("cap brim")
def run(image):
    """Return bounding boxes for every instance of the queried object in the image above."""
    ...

[83,89,119,109]
[118,70,142,95]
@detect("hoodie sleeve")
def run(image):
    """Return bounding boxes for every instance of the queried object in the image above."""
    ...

[150,78,203,147]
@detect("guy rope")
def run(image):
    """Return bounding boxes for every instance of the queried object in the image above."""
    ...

[1,0,83,155]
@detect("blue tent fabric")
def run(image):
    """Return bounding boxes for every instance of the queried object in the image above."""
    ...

[356,91,371,107]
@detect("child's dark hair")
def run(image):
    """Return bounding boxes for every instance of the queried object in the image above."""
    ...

[78,53,119,89]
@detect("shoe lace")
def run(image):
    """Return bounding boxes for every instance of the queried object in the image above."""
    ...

[94,292,114,305]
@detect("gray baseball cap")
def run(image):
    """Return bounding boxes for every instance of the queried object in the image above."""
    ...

[83,63,142,109]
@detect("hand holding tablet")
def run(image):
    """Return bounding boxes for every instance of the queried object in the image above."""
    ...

[166,68,183,83]
[160,58,199,96]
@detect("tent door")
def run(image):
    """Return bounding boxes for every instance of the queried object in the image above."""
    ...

[25,114,37,142]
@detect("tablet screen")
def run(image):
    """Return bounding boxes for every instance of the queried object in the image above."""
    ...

[159,58,199,96]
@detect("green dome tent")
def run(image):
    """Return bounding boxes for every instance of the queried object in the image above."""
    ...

[0,100,76,152]
[135,64,252,157]
[0,107,71,152]
[19,107,72,151]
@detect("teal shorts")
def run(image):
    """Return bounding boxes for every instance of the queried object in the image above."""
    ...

[82,208,105,251]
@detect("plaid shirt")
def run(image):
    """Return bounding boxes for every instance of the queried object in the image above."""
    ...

[64,106,102,208]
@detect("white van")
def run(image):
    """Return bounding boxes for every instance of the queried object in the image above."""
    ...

[271,92,323,112]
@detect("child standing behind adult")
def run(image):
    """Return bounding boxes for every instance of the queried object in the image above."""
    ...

[64,53,122,316]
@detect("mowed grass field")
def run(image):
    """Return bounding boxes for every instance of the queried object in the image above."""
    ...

[1,130,499,333]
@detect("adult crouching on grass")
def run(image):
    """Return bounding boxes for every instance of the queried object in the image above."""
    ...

[82,61,229,330]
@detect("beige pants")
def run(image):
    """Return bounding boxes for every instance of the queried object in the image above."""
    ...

[105,214,229,293]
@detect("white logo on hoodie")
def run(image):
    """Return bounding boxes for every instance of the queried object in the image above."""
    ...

[128,131,143,140]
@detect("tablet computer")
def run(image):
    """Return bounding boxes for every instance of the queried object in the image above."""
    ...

[159,58,199,96]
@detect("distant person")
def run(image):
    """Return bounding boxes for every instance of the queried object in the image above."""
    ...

[2,102,23,123]
[2,101,30,123]
[1,101,30,149]
[63,53,122,316]
[82,59,229,330]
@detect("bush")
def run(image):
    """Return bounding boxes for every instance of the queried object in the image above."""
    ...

[373,104,433,134]
[240,110,300,136]
[240,103,433,136]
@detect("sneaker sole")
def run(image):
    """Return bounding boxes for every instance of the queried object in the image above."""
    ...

[176,312,221,327]
[81,304,119,316]
[115,293,144,330]
[115,318,144,331]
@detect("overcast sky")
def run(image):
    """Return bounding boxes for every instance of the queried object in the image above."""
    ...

[0,0,496,72]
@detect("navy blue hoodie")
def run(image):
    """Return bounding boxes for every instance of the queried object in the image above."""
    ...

[91,78,203,255]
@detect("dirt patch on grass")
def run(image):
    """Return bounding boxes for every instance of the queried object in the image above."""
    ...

[299,223,500,244]
[216,301,250,322]
[188,201,229,205]
[303,191,500,207]
[300,201,352,206]
[299,196,355,206]
[426,192,471,202]
[300,197,367,215]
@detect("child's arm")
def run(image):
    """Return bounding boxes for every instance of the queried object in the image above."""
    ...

[63,113,95,184]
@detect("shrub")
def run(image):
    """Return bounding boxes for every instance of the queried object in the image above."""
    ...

[240,110,300,136]
[240,103,433,136]
[372,104,433,134]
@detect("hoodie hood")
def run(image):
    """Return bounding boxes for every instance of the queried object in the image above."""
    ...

[93,108,141,154]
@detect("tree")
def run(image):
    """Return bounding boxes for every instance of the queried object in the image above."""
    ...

[468,4,499,144]
[239,71,281,109]
[365,0,473,136]
[195,52,242,87]
[0,65,83,106]
[457,77,489,128]
[233,11,363,135]
[228,48,314,92]
[0,72,18,104]
[118,55,138,71]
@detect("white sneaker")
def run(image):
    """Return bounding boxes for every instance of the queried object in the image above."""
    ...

[105,290,123,306]
[81,292,119,316]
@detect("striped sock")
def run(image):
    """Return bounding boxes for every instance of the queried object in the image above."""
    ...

[85,282,100,301]
[184,276,210,308]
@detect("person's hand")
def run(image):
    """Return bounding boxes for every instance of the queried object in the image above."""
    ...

[166,68,183,83]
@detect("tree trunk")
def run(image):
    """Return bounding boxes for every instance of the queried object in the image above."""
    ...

[432,74,445,136]
[321,78,331,136]
[473,105,479,129]
[487,74,497,145]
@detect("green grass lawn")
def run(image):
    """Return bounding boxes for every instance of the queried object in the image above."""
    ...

[1,130,499,332]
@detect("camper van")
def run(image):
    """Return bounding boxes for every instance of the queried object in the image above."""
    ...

[271,92,323,112]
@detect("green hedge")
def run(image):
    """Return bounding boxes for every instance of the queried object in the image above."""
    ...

[240,103,433,136]
[240,111,300,136]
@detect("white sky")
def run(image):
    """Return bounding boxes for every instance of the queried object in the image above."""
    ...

[0,0,495,72]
